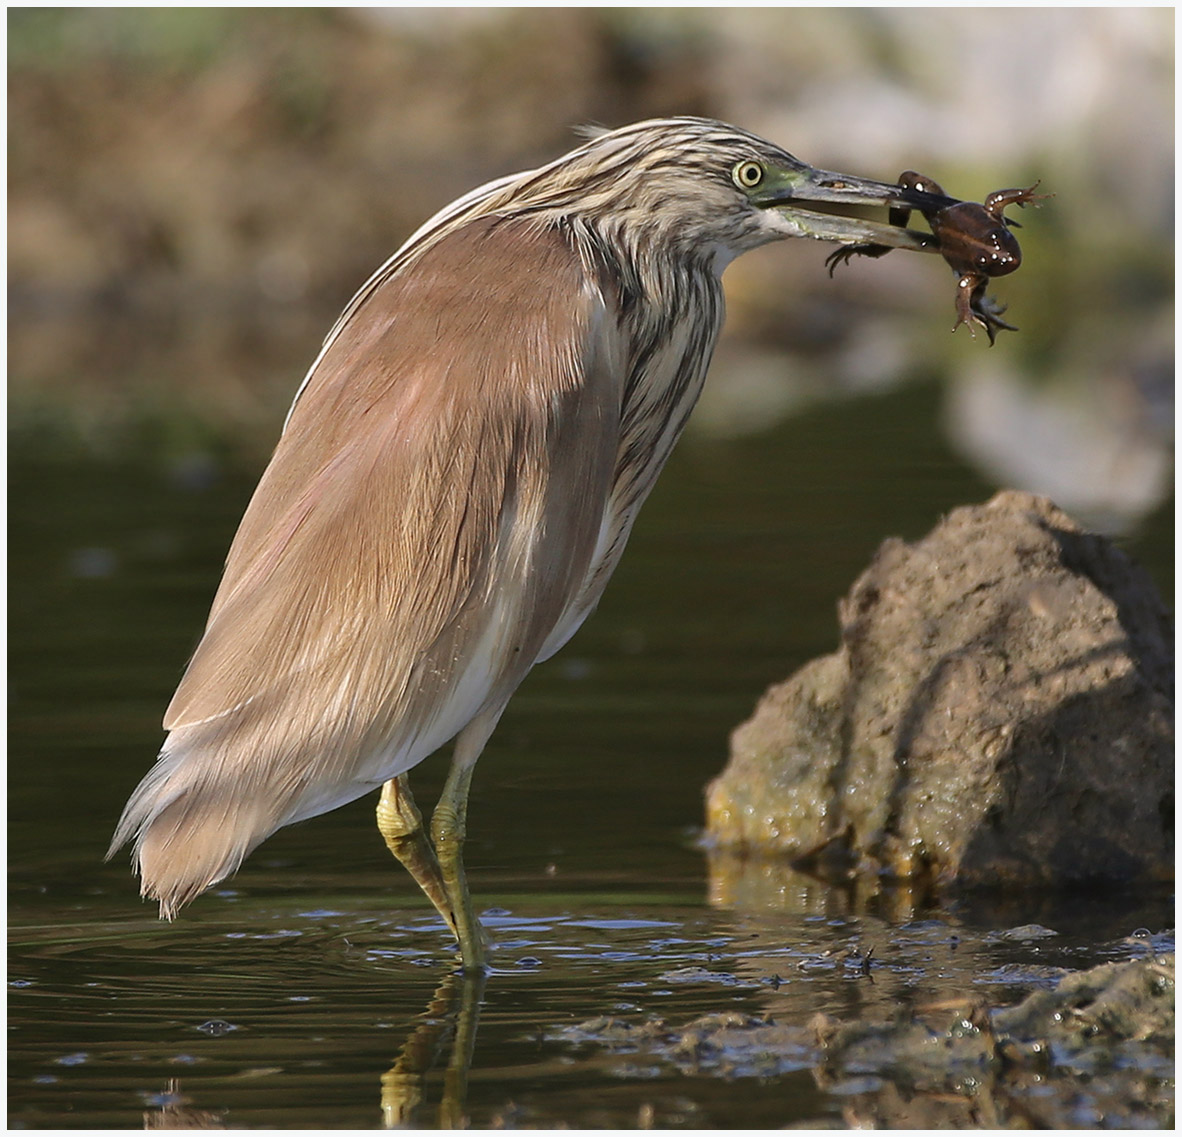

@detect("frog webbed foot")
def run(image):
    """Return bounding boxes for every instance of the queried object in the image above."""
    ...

[954,274,1018,345]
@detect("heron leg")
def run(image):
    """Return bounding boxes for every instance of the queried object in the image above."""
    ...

[376,775,458,940]
[430,707,501,974]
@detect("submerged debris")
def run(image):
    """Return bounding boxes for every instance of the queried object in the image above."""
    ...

[552,956,1174,1128]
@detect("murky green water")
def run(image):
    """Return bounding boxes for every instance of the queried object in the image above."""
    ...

[8,326,1173,1128]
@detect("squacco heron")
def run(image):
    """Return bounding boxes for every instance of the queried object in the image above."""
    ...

[110,117,943,971]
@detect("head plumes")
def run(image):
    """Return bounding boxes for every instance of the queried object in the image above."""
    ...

[394,118,814,274]
[493,118,811,254]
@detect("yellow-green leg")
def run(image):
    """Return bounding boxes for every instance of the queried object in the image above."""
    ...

[430,755,485,972]
[376,775,458,941]
[429,708,501,973]
[376,707,500,972]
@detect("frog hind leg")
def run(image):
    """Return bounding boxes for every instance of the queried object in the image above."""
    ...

[957,275,1018,345]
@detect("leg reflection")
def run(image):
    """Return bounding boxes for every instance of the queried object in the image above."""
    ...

[380,968,487,1128]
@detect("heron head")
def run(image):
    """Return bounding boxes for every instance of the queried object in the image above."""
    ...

[500,118,951,272]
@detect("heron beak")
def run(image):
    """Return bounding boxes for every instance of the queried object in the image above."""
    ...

[756,163,956,254]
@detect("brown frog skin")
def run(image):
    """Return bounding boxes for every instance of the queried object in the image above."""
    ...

[826,171,1047,344]
[900,170,1044,340]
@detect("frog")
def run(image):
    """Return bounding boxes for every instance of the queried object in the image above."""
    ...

[826,171,1048,345]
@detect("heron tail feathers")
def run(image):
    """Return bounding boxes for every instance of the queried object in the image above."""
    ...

[106,744,278,919]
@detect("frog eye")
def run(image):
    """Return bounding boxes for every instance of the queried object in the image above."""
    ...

[732,161,765,190]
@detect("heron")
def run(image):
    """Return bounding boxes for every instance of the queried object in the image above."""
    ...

[109,117,944,972]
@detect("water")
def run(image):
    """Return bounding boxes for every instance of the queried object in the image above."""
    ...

[8,888,1171,1128]
[8,321,1173,1128]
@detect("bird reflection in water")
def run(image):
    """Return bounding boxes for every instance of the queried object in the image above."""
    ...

[140,971,485,1129]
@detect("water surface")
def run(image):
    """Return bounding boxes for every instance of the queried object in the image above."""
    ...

[8,328,1173,1128]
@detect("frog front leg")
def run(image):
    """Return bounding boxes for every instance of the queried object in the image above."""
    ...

[825,170,941,277]
[824,242,894,276]
[982,182,1047,221]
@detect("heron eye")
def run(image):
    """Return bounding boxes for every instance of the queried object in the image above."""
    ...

[733,161,764,189]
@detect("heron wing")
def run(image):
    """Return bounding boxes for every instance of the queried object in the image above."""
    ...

[162,214,623,800]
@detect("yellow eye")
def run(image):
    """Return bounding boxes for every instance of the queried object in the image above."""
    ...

[733,161,764,189]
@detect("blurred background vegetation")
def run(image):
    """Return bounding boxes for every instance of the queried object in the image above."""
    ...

[8,7,1175,534]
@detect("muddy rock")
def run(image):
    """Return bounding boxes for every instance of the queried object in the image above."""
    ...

[705,491,1173,887]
